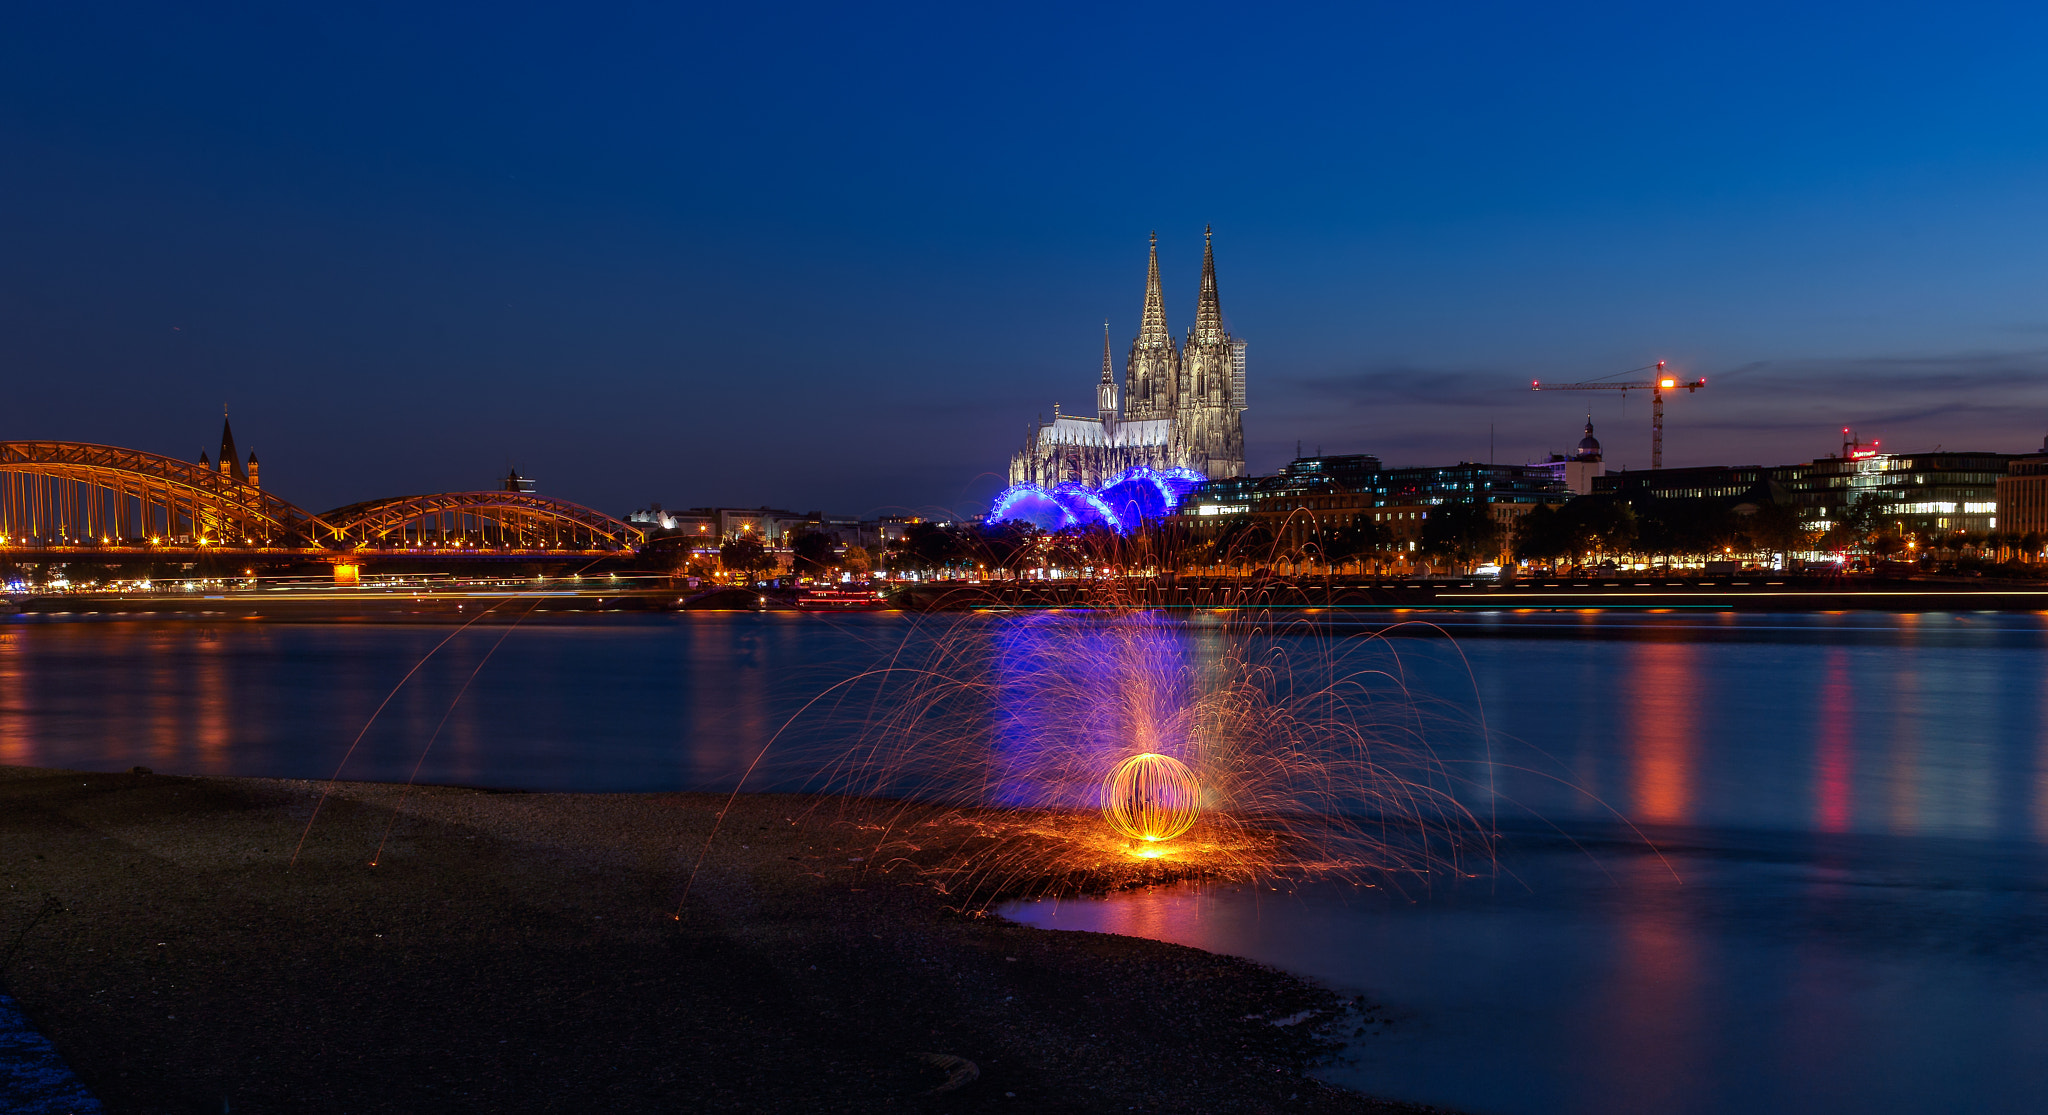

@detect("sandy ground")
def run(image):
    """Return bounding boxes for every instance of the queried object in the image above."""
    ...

[0,765,1444,1114]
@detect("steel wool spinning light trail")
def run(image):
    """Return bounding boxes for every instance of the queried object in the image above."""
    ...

[1102,752,1200,842]
[667,511,1516,914]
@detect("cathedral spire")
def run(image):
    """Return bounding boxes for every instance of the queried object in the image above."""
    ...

[1192,224,1224,345]
[1125,232,1179,421]
[1137,231,1171,346]
[1096,320,1118,426]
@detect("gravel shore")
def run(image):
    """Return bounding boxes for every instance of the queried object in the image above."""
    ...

[0,765,1442,1114]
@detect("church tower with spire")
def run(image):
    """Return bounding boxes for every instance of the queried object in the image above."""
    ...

[1123,232,1180,421]
[1095,322,1118,433]
[218,412,248,484]
[1172,227,1246,478]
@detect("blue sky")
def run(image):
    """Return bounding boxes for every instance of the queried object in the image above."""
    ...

[5,2,2048,516]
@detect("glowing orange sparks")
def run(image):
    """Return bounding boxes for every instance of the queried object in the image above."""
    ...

[1102,752,1200,843]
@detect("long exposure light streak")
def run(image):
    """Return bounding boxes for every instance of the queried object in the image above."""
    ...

[1103,752,1200,842]
[684,531,1499,911]
[290,554,621,867]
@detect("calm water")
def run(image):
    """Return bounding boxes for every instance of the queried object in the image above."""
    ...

[4,609,2047,1113]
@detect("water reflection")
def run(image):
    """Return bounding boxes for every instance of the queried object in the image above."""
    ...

[1816,648,1853,833]
[1008,824,2048,1115]
[2037,679,2048,841]
[0,612,2045,842]
[1884,661,1919,835]
[0,616,896,791]
[1602,860,1705,1114]
[999,611,2048,1115]
[1626,641,1695,826]
[0,632,27,765]
[9,611,2048,1111]
[194,633,230,773]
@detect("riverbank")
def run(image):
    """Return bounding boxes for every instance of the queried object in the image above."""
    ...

[17,570,2048,618]
[890,572,2048,612]
[0,766,1436,1114]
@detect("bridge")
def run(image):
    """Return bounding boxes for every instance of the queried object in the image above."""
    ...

[319,491,646,551]
[0,440,645,564]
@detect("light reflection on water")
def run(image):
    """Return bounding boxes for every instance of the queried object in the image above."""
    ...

[1006,825,2048,1114]
[6,610,2048,1111]
[0,614,875,790]
[994,611,2048,1114]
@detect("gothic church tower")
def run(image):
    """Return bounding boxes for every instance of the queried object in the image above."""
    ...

[1123,232,1179,420]
[1095,322,1118,433]
[1172,227,1246,478]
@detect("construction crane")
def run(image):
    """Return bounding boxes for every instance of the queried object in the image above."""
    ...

[1531,361,1706,469]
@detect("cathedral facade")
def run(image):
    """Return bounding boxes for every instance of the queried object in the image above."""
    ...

[1009,229,1247,487]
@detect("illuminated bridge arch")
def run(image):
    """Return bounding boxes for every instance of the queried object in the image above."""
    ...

[319,491,646,551]
[0,440,330,546]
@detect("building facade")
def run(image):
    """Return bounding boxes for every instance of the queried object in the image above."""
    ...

[1594,447,2010,534]
[1176,454,1573,567]
[1010,229,1247,487]
[1994,437,2048,537]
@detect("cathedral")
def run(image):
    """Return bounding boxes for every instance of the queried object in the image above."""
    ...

[1008,229,1247,486]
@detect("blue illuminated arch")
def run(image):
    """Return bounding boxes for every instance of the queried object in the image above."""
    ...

[988,484,1071,531]
[986,467,1204,535]
[1052,483,1124,532]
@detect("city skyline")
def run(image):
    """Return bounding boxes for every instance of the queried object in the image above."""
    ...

[7,4,2048,518]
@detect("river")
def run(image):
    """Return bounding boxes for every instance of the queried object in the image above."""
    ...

[3,609,2045,1113]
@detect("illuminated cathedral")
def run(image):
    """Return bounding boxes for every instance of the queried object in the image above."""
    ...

[1008,229,1247,487]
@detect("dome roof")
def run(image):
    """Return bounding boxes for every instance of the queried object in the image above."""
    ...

[1574,421,1602,460]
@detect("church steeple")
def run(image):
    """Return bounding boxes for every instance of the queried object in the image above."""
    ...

[1191,225,1224,346]
[1138,231,1171,347]
[218,410,247,483]
[1124,232,1180,421]
[1096,321,1118,429]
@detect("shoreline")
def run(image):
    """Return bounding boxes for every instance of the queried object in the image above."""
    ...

[12,571,2048,618]
[0,765,1443,1114]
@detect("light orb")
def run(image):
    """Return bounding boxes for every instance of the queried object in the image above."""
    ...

[1102,752,1200,842]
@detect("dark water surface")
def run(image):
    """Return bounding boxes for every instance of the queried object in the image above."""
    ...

[5,610,2047,1113]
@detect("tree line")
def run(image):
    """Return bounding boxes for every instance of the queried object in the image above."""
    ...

[663,489,2047,583]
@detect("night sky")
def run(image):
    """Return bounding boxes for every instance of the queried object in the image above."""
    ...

[7,3,2048,519]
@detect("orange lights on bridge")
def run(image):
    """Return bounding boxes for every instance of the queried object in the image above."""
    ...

[4,441,646,558]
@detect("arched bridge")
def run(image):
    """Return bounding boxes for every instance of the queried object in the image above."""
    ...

[0,440,643,557]
[0,440,333,547]
[318,491,645,551]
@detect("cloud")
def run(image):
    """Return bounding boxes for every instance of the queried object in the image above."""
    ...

[1685,350,2048,436]
[1287,364,1520,410]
